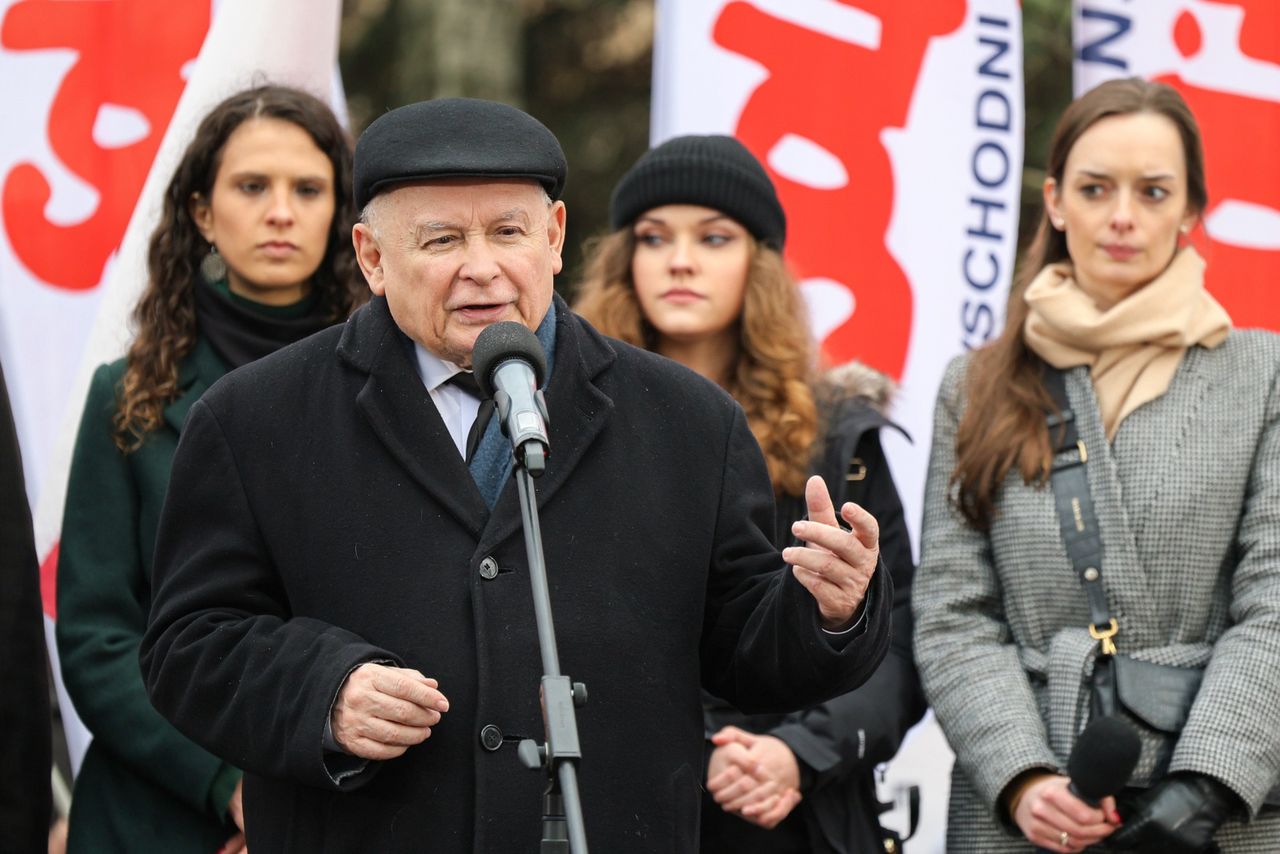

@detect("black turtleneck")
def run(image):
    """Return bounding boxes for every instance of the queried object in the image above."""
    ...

[193,278,334,370]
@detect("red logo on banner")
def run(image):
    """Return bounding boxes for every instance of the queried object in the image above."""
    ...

[714,1,966,377]
[1,0,208,291]
[1159,2,1280,331]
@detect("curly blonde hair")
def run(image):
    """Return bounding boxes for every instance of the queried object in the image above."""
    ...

[574,229,818,496]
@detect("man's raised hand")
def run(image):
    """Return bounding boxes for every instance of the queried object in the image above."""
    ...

[782,475,879,631]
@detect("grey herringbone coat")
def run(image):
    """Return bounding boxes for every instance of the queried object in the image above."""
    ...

[913,330,1280,852]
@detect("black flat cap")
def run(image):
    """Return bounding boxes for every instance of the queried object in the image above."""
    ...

[353,97,567,209]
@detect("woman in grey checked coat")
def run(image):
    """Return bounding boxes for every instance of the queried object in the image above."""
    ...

[913,77,1280,853]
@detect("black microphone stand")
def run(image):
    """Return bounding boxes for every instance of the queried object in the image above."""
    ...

[503,403,589,854]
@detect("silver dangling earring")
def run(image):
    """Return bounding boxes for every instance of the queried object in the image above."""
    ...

[200,244,227,284]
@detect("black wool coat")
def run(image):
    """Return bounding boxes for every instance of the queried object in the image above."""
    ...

[0,360,51,853]
[141,295,891,854]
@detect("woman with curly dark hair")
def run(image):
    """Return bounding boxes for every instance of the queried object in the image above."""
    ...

[574,135,926,854]
[55,84,363,854]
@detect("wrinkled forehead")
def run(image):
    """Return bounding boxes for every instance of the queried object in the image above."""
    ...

[372,178,553,227]
[399,176,545,215]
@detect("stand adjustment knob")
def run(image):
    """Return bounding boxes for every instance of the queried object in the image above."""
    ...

[517,738,546,770]
[572,682,588,707]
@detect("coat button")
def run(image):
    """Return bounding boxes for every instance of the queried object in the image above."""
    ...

[480,724,503,751]
[479,556,499,580]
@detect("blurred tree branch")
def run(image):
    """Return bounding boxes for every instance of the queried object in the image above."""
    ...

[340,0,1074,287]
[1019,0,1074,255]
[340,0,655,289]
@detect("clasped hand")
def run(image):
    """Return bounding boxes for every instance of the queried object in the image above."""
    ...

[706,726,803,829]
[784,476,879,631]
[217,778,247,854]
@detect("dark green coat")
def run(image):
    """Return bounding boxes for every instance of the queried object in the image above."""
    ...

[57,338,241,853]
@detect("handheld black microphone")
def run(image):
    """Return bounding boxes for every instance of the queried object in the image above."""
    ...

[472,321,551,475]
[1033,716,1141,852]
[1067,716,1141,806]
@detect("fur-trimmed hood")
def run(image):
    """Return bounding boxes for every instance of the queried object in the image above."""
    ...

[817,360,896,415]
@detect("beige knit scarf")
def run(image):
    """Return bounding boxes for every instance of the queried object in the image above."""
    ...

[1023,247,1231,440]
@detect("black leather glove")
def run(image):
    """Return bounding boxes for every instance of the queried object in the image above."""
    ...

[1108,774,1238,853]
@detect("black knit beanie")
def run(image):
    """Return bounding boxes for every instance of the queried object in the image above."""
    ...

[609,135,786,249]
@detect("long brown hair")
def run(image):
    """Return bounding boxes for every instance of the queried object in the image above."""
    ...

[952,77,1207,529]
[114,85,365,450]
[574,229,818,497]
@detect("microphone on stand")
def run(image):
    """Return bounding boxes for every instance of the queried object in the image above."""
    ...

[471,321,590,852]
[472,321,551,475]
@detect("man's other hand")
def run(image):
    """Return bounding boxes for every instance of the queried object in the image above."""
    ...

[783,475,879,631]
[331,663,449,760]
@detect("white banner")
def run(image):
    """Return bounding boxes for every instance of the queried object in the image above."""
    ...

[0,0,215,511]
[653,2,1024,850]
[0,0,344,775]
[0,0,217,774]
[1074,0,1280,333]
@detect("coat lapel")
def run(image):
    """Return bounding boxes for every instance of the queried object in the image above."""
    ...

[1066,353,1213,646]
[341,298,489,536]
[1112,348,1211,543]
[478,304,616,555]
[163,338,228,434]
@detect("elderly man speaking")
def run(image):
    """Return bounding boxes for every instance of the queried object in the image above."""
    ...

[141,99,890,853]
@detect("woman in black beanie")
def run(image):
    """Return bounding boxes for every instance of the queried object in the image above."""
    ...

[574,135,927,854]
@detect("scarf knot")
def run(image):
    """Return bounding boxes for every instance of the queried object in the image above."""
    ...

[1023,247,1230,439]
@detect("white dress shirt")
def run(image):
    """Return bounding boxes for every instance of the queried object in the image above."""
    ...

[413,343,479,460]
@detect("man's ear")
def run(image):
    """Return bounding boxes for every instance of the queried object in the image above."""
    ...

[190,193,214,243]
[547,200,567,276]
[352,223,385,295]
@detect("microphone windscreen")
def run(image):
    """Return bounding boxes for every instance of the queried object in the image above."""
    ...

[472,321,547,397]
[1067,716,1141,802]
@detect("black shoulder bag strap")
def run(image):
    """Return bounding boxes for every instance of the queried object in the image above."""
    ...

[1043,367,1119,719]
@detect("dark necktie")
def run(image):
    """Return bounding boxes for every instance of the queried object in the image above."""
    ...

[444,371,495,464]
